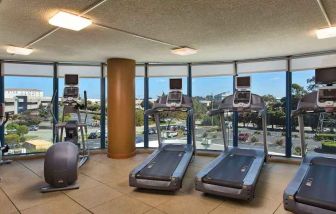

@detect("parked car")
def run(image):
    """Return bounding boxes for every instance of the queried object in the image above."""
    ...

[136,136,144,144]
[238,133,249,142]
[163,131,178,138]
[88,132,99,139]
[29,125,39,131]
[148,128,157,134]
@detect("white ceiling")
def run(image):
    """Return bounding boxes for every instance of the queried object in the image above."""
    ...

[0,0,336,63]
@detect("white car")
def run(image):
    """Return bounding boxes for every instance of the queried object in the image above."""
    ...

[163,131,178,138]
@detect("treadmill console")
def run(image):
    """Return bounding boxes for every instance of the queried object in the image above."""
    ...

[63,87,79,99]
[315,68,336,110]
[166,79,183,108]
[233,76,252,108]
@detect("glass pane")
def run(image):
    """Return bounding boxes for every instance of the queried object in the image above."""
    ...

[192,76,233,150]
[135,77,144,147]
[238,72,286,155]
[291,70,334,157]
[148,76,187,147]
[4,76,53,154]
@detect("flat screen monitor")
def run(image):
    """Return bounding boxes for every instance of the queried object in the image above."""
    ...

[236,76,251,89]
[170,78,182,90]
[315,67,336,84]
[65,74,79,85]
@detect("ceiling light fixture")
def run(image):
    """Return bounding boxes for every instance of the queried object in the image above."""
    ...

[316,27,336,39]
[48,11,92,31]
[6,46,33,55]
[171,47,198,56]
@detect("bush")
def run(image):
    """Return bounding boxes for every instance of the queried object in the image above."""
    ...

[275,138,285,146]
[251,136,258,143]
[322,141,336,147]
[5,134,20,144]
[202,132,208,138]
[254,131,261,135]
[294,146,302,156]
[267,131,271,136]
[315,134,336,141]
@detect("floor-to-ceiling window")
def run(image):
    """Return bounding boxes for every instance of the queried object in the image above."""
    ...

[135,66,145,147]
[192,64,233,150]
[148,65,188,147]
[237,71,286,155]
[291,69,333,156]
[4,63,54,154]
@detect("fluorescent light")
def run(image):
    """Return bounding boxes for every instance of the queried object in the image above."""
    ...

[6,46,33,55]
[49,11,92,31]
[171,47,198,56]
[316,27,336,39]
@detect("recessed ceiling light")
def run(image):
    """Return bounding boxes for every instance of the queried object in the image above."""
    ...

[171,47,198,56]
[48,11,92,31]
[6,46,33,55]
[316,27,336,39]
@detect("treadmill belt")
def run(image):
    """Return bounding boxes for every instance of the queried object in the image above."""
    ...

[295,164,336,211]
[136,150,185,181]
[203,154,255,188]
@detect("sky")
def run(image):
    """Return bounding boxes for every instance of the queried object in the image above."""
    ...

[4,70,315,99]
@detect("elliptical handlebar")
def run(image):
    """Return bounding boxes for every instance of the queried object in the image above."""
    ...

[49,89,58,125]
[84,90,87,110]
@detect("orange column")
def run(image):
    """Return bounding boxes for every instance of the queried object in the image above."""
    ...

[107,58,136,159]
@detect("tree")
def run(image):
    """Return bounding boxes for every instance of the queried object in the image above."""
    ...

[306,76,317,92]
[135,109,144,126]
[292,83,307,98]
[6,123,28,140]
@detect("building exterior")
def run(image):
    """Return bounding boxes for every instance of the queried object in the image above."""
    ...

[4,89,50,114]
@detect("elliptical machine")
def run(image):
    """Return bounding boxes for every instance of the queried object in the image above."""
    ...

[41,74,89,193]
[0,103,11,165]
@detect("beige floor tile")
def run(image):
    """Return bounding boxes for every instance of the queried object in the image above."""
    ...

[145,208,166,214]
[4,180,63,211]
[184,165,203,179]
[255,180,285,202]
[105,177,134,194]
[210,197,281,214]
[21,195,87,214]
[274,203,292,214]
[189,156,214,168]
[65,184,122,208]
[128,189,175,207]
[75,174,102,190]
[90,195,152,214]
[19,159,44,178]
[157,194,223,214]
[0,154,305,214]
[0,188,18,214]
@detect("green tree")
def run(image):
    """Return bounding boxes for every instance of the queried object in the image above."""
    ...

[135,109,144,126]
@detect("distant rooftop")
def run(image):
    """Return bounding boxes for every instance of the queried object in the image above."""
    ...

[6,88,42,92]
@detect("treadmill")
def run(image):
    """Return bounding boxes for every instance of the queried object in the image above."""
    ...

[129,78,196,191]
[195,76,268,200]
[284,68,336,213]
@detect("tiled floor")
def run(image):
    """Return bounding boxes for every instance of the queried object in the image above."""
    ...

[0,153,298,214]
